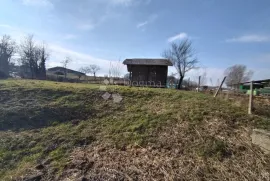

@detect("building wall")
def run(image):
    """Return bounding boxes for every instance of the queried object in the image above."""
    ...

[129,65,168,87]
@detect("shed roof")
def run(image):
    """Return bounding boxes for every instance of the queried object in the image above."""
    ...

[123,58,173,66]
[241,79,270,85]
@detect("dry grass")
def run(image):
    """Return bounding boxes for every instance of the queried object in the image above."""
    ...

[0,79,269,181]
[59,118,270,181]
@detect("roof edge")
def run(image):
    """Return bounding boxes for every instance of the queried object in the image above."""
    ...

[123,58,173,66]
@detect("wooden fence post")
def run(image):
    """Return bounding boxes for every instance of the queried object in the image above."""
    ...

[198,76,201,92]
[248,81,254,114]
[214,76,226,98]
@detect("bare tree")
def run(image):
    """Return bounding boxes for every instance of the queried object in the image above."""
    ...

[88,64,100,80]
[0,35,16,78]
[109,60,122,78]
[210,78,213,86]
[20,34,35,78]
[20,34,49,79]
[224,64,253,87]
[79,66,90,80]
[200,71,207,86]
[163,39,198,89]
[61,56,72,79]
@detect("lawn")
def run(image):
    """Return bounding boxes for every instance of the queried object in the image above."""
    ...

[0,79,269,180]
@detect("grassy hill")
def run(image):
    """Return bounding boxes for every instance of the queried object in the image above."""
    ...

[0,80,269,180]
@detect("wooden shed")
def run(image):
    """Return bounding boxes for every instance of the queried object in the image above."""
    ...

[123,58,173,87]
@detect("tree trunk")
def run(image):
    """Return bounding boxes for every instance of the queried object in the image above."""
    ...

[30,65,34,79]
[177,76,184,89]
[64,68,67,79]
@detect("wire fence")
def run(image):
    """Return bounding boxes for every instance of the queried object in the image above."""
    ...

[209,89,270,118]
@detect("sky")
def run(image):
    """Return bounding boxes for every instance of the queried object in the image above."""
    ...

[0,0,270,84]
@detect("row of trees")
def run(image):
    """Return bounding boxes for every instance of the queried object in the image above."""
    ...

[1,33,254,86]
[79,65,100,80]
[0,34,49,79]
[19,35,48,79]
[0,34,118,81]
[78,60,122,81]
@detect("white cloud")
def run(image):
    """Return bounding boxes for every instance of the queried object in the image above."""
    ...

[22,0,54,8]
[184,67,225,86]
[0,24,26,41]
[48,44,127,76]
[77,23,95,31]
[136,14,158,29]
[63,34,77,40]
[107,0,152,6]
[167,32,188,42]
[226,35,270,43]
[108,0,152,6]
[109,0,134,6]
[0,24,13,29]
[136,21,148,28]
[253,68,270,80]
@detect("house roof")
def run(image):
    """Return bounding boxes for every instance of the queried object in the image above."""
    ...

[47,67,85,76]
[123,58,173,66]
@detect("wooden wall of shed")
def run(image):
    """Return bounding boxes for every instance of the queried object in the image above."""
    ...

[129,65,168,86]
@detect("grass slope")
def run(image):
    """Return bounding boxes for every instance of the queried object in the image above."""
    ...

[0,80,269,180]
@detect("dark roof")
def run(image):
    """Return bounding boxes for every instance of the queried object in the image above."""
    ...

[123,58,173,66]
[47,67,85,76]
[241,79,270,85]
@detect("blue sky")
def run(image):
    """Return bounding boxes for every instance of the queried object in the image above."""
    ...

[0,0,270,83]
